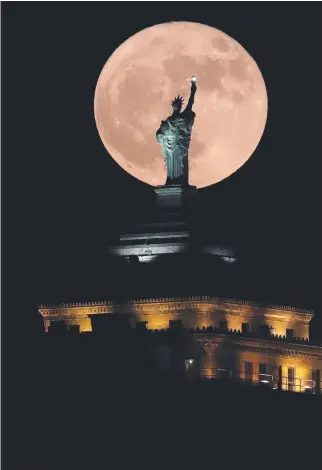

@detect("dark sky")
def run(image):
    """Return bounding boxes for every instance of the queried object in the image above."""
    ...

[3,2,322,335]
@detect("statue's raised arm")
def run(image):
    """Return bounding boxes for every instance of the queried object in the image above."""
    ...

[183,77,197,113]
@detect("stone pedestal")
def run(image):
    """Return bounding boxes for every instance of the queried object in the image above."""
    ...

[109,184,199,259]
[155,184,197,212]
[108,183,235,263]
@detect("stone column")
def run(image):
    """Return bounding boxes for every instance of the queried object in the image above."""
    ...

[200,342,216,379]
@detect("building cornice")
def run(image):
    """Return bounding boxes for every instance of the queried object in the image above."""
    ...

[196,335,322,359]
[234,343,322,360]
[39,295,313,319]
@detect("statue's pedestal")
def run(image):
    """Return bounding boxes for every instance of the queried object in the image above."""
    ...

[155,184,197,212]
[109,184,199,259]
[108,182,236,269]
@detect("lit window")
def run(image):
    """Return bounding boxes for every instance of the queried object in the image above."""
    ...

[259,363,270,383]
[287,367,296,391]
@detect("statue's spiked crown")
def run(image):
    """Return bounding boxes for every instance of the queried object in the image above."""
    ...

[171,95,184,109]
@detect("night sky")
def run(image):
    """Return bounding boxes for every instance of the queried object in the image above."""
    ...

[3,2,322,338]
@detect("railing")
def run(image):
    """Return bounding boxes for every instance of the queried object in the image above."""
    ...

[199,368,319,394]
[280,376,316,393]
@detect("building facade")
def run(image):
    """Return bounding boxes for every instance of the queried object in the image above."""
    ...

[39,296,322,394]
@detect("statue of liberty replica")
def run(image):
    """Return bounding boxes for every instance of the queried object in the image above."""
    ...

[156,76,197,187]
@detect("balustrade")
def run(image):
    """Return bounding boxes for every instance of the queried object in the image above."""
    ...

[199,368,320,394]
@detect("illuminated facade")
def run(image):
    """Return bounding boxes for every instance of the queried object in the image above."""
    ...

[39,296,322,394]
[38,185,322,395]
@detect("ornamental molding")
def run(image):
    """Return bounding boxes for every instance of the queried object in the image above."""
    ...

[127,302,214,313]
[232,343,322,360]
[40,304,311,324]
[40,306,114,317]
[41,301,113,308]
[264,310,312,323]
[233,343,284,356]
[279,349,322,359]
[38,295,313,318]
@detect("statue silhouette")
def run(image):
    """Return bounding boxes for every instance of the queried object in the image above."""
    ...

[156,78,197,186]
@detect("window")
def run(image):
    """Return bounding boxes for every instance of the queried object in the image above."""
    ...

[219,320,228,330]
[169,319,182,329]
[286,329,294,339]
[259,363,269,383]
[245,362,253,382]
[287,367,295,391]
[242,323,249,334]
[301,371,316,393]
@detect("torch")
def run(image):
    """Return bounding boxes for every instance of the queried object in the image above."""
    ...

[191,75,197,92]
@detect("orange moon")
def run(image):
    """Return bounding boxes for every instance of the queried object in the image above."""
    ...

[94,22,267,188]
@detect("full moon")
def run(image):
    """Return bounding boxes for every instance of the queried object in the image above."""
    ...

[94,22,267,188]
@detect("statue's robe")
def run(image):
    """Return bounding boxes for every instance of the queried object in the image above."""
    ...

[156,108,195,185]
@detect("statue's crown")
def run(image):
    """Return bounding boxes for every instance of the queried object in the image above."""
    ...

[171,95,184,107]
